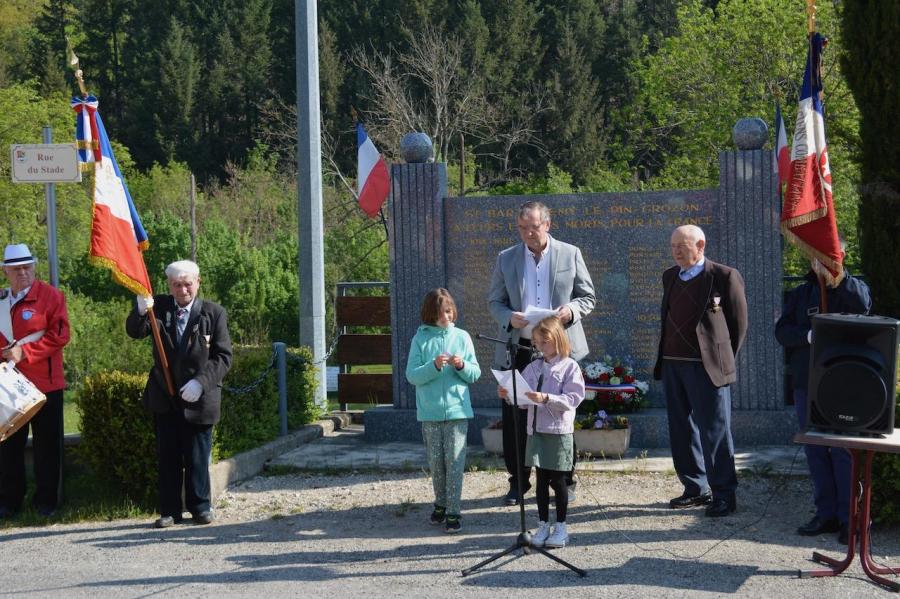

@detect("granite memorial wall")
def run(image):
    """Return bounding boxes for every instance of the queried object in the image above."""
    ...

[445,190,718,408]
[371,144,792,446]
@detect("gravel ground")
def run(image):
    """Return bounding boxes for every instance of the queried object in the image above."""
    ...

[2,467,898,598]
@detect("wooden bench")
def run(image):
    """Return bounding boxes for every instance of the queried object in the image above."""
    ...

[334,293,392,409]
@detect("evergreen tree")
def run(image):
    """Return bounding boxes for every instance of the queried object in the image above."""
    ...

[319,20,345,141]
[268,0,295,105]
[841,2,900,317]
[233,0,274,150]
[479,0,545,179]
[155,18,200,161]
[543,20,603,184]
[29,0,76,96]
[120,0,189,168]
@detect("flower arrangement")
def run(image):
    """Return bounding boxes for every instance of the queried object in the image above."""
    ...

[575,410,629,431]
[580,355,649,414]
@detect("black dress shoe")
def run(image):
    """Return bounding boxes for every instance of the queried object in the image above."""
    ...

[35,505,57,518]
[797,515,840,536]
[193,511,214,525]
[154,515,184,528]
[838,522,849,545]
[705,496,737,517]
[504,485,530,506]
[669,492,712,509]
[504,487,523,506]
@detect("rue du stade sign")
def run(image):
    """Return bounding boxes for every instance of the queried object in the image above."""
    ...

[10,144,82,183]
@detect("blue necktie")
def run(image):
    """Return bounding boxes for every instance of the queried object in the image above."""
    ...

[176,308,188,342]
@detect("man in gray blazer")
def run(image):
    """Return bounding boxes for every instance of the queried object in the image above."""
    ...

[487,200,595,505]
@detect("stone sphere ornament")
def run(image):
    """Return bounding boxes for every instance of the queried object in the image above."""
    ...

[732,118,769,150]
[400,132,434,163]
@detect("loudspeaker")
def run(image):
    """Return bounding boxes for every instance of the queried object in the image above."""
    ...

[808,313,900,435]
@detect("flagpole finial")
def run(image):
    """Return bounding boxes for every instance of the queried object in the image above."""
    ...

[806,0,816,34]
[65,36,88,97]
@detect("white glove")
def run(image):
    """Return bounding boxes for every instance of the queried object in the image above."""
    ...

[180,379,203,403]
[807,330,813,344]
[136,295,154,316]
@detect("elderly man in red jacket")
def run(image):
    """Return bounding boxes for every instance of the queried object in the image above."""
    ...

[0,244,71,519]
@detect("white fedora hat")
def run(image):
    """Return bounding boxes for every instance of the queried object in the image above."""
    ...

[3,244,36,266]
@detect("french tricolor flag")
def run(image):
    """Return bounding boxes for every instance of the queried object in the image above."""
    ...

[780,32,843,286]
[73,97,153,297]
[357,123,390,218]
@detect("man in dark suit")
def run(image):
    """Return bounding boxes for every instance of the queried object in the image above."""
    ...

[654,225,748,517]
[488,200,595,505]
[126,260,232,528]
[776,259,871,544]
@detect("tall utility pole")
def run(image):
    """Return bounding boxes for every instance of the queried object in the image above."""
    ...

[295,0,327,407]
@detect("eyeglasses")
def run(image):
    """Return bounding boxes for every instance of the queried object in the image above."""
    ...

[670,242,695,250]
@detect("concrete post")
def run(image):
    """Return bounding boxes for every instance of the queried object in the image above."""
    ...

[295,0,327,408]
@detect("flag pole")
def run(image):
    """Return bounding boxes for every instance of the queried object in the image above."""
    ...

[146,306,176,397]
[806,0,816,35]
[805,1,830,311]
[67,43,176,397]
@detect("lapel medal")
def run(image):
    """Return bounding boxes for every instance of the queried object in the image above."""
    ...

[712,295,721,312]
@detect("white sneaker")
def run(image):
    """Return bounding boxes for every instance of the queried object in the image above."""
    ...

[531,521,551,547]
[545,522,569,548]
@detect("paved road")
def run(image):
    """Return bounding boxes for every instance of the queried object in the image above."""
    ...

[1,427,898,598]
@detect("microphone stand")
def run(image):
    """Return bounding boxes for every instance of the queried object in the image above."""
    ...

[462,334,586,577]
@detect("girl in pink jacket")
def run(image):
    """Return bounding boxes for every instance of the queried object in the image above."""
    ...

[498,316,584,548]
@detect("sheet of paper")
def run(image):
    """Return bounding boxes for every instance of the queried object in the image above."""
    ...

[491,368,538,406]
[522,305,558,325]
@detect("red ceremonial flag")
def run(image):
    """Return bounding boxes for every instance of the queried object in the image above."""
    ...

[774,103,790,195]
[357,123,390,218]
[72,96,153,296]
[780,33,844,286]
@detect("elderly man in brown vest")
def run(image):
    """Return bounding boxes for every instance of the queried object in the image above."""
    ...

[653,225,748,518]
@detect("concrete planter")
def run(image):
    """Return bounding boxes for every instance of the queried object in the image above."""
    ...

[575,427,630,458]
[481,427,503,454]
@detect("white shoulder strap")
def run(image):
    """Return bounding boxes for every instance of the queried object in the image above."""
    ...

[0,294,12,343]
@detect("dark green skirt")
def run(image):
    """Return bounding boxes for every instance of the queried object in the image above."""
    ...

[525,432,574,471]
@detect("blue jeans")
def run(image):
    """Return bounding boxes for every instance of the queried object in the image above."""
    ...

[795,389,851,523]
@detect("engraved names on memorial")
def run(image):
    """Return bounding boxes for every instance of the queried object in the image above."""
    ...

[444,190,717,407]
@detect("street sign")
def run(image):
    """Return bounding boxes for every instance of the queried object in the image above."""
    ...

[10,144,82,183]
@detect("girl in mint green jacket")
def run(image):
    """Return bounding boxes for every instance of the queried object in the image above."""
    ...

[406,288,481,533]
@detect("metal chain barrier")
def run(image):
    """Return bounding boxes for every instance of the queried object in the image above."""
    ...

[224,346,278,395]
[224,331,340,395]
[223,289,357,394]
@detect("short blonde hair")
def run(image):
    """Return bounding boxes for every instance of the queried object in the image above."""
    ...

[532,316,570,359]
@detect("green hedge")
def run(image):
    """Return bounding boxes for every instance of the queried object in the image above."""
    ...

[214,345,321,460]
[76,345,322,502]
[75,372,157,503]
[872,393,900,524]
